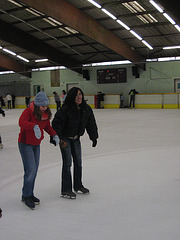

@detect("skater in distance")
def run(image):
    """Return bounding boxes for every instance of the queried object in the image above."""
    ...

[18,91,59,209]
[52,87,98,199]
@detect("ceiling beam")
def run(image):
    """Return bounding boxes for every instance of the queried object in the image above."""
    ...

[0,19,82,73]
[19,0,145,69]
[0,53,31,78]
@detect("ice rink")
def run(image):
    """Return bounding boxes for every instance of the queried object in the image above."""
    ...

[1,108,180,240]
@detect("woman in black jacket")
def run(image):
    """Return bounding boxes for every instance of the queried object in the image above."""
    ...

[52,87,98,199]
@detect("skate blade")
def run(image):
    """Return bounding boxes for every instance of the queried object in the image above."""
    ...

[75,190,90,195]
[61,195,76,199]
[21,200,35,210]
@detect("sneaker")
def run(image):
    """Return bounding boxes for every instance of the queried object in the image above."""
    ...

[61,191,76,199]
[75,187,89,194]
[0,143,3,149]
[31,196,40,205]
[22,197,35,209]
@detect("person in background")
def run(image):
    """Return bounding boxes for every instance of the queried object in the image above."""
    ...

[0,107,5,149]
[100,92,105,109]
[12,93,16,109]
[97,91,101,109]
[0,96,6,108]
[120,93,124,108]
[25,95,31,108]
[0,208,2,219]
[6,93,12,109]
[52,87,98,199]
[129,89,139,108]
[18,91,59,209]
[61,90,67,104]
[53,91,61,111]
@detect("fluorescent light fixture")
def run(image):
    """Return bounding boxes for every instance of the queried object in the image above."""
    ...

[17,55,29,62]
[158,57,175,62]
[174,25,180,32]
[142,40,153,50]
[149,0,163,13]
[163,46,180,50]
[43,18,57,26]
[8,0,23,7]
[26,8,41,16]
[130,30,142,40]
[35,59,48,62]
[176,56,180,60]
[101,9,117,20]
[87,0,101,9]
[64,27,78,34]
[3,48,16,56]
[48,17,62,26]
[116,20,130,30]
[0,71,14,75]
[163,13,176,25]
[0,46,2,49]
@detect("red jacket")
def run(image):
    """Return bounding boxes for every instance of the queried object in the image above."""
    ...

[18,102,56,145]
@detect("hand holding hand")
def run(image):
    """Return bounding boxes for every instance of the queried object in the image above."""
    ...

[92,139,97,147]
[33,125,41,139]
[50,135,60,146]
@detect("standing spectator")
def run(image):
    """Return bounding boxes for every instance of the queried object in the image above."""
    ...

[100,92,105,109]
[25,95,31,108]
[129,89,139,108]
[6,93,12,109]
[0,96,5,108]
[12,93,16,109]
[18,91,59,209]
[97,91,101,109]
[0,208,2,219]
[0,107,5,149]
[61,90,67,104]
[52,87,98,199]
[120,94,124,108]
[53,91,61,111]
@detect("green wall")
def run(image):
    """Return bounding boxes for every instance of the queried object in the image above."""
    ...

[0,61,180,106]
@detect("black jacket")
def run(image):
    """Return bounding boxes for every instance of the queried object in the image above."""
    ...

[52,103,98,141]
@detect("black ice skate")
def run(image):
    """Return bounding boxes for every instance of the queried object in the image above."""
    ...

[61,191,76,199]
[75,186,90,194]
[21,196,35,210]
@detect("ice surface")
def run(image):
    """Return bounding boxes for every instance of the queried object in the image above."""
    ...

[1,109,180,240]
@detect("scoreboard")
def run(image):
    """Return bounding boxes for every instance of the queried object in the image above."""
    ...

[97,68,127,84]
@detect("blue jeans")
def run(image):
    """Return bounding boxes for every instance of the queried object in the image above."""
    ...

[18,142,40,197]
[60,138,83,192]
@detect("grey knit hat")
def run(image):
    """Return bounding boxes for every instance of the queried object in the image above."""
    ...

[34,91,49,106]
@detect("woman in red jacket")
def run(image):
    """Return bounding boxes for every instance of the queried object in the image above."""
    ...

[18,92,59,210]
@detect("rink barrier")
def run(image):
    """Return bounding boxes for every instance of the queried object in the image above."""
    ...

[135,93,179,109]
[3,93,180,109]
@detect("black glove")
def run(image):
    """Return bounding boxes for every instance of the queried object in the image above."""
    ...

[50,136,56,146]
[2,112,5,117]
[92,139,97,147]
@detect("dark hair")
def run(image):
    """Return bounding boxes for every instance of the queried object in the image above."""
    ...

[53,91,57,94]
[62,90,66,94]
[33,105,52,120]
[64,87,85,109]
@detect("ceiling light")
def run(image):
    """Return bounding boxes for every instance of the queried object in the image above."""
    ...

[17,55,29,62]
[163,13,176,25]
[163,46,180,50]
[8,0,23,7]
[64,27,78,34]
[43,18,57,26]
[26,8,41,17]
[101,9,117,20]
[116,20,130,30]
[48,17,63,26]
[35,59,48,62]
[149,0,163,13]
[0,46,2,49]
[175,25,180,32]
[142,40,153,50]
[87,0,101,9]
[130,30,142,40]
[3,48,16,56]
